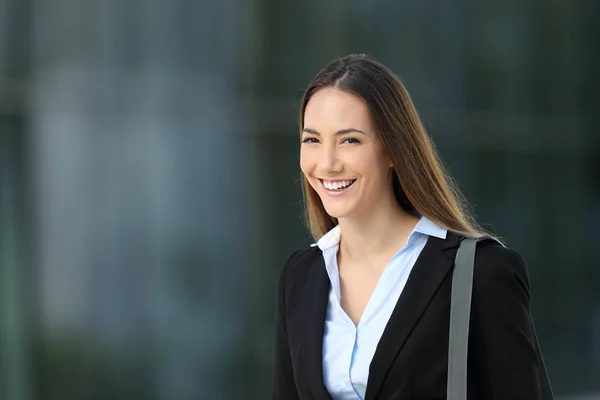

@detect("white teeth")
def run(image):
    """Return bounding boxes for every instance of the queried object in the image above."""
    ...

[323,180,354,190]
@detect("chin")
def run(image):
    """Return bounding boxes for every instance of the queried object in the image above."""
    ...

[321,203,354,220]
[324,211,345,219]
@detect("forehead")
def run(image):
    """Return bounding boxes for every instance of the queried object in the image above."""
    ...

[304,88,373,131]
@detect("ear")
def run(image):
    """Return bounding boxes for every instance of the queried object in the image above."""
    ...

[388,162,395,175]
[382,152,394,169]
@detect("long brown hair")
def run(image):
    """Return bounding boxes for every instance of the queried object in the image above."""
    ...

[299,54,492,242]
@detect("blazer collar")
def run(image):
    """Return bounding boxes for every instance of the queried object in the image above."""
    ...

[364,232,460,400]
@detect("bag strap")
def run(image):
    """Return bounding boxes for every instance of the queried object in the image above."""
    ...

[447,237,478,400]
[448,236,554,399]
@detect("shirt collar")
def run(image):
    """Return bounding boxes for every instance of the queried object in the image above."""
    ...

[311,225,341,250]
[310,216,447,251]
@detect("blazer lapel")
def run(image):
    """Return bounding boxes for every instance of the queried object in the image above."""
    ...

[300,253,334,400]
[364,233,460,400]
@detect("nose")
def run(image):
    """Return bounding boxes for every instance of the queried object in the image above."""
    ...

[317,144,342,174]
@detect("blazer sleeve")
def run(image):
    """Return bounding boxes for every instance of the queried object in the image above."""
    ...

[470,244,543,399]
[271,250,302,400]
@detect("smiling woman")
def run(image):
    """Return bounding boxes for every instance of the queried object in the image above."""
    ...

[271,54,553,400]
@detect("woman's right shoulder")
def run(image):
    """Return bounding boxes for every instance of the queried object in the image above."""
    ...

[278,246,322,282]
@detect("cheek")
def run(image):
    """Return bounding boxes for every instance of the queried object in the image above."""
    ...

[357,155,392,184]
[299,148,314,175]
[350,153,379,176]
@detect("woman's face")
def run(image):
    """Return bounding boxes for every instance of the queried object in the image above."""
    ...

[300,88,394,220]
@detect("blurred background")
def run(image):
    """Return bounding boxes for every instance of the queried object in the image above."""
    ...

[1,0,599,399]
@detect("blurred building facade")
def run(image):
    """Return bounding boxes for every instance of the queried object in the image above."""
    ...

[1,0,599,399]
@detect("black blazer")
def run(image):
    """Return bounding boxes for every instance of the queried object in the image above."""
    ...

[271,232,546,400]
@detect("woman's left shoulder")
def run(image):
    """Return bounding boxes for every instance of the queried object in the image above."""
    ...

[472,239,531,293]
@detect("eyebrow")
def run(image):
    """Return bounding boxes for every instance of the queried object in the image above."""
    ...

[302,128,367,136]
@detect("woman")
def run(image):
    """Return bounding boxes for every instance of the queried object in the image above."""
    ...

[271,54,551,399]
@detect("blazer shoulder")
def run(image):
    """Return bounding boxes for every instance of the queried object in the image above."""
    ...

[278,246,322,282]
[472,239,531,294]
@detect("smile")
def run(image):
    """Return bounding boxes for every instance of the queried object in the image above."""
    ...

[320,179,356,195]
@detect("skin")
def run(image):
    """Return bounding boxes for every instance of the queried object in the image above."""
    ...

[300,87,420,325]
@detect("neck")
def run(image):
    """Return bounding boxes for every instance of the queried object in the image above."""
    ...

[337,198,420,263]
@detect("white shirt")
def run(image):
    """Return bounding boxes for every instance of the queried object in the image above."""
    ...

[313,217,448,400]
